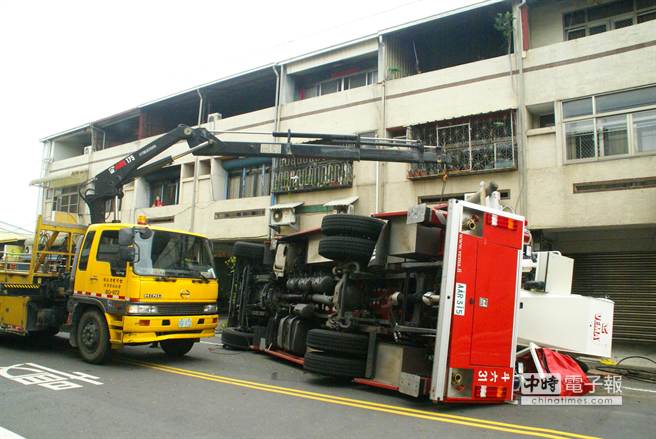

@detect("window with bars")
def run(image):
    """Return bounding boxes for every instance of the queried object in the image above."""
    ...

[563,0,656,41]
[408,110,517,179]
[563,85,656,161]
[48,185,81,213]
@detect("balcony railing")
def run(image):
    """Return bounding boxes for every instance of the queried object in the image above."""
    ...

[272,157,353,194]
[408,110,517,179]
[409,137,517,178]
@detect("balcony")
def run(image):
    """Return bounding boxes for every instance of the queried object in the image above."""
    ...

[272,157,353,193]
[408,110,517,179]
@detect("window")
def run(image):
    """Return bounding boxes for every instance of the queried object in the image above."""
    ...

[51,185,80,213]
[97,230,126,275]
[97,231,119,263]
[145,166,180,207]
[563,0,656,40]
[227,165,271,199]
[77,231,95,271]
[563,85,656,161]
[149,180,179,206]
[597,115,629,156]
[133,230,215,279]
[565,120,596,160]
[563,98,593,118]
[298,69,377,100]
[538,113,556,128]
[634,109,656,152]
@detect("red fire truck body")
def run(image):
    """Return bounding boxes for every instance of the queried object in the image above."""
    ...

[430,200,525,402]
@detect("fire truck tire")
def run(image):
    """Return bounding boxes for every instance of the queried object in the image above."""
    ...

[160,339,195,357]
[233,241,265,261]
[321,214,385,240]
[318,236,375,262]
[77,309,112,364]
[221,327,253,350]
[304,351,365,378]
[306,329,368,357]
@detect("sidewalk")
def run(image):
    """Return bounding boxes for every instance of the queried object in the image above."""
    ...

[608,342,656,369]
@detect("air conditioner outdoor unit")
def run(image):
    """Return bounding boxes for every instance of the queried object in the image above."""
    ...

[269,202,303,228]
[324,196,358,214]
[83,146,93,155]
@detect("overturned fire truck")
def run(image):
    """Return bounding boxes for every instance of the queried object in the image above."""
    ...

[223,182,614,404]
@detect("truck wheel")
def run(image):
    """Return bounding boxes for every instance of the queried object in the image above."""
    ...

[160,339,195,357]
[304,351,365,378]
[306,329,368,357]
[221,327,253,350]
[321,214,385,240]
[318,236,375,262]
[233,241,265,261]
[77,309,111,364]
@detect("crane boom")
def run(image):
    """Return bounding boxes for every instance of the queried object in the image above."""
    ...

[81,124,442,224]
[82,124,213,224]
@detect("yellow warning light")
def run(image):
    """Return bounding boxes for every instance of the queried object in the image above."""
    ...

[137,215,148,225]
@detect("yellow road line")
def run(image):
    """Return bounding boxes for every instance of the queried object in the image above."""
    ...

[123,359,600,439]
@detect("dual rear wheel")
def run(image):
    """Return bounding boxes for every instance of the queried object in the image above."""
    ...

[318,214,385,264]
[303,329,368,378]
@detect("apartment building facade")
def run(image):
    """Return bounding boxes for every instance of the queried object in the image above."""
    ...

[35,0,656,343]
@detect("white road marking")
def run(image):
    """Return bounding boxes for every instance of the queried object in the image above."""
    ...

[0,426,26,439]
[0,363,102,391]
[623,386,656,394]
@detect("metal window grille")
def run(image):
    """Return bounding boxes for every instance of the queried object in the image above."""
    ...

[272,157,353,194]
[408,110,517,179]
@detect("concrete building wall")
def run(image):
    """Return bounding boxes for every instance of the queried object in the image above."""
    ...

[37,1,656,251]
[522,20,656,230]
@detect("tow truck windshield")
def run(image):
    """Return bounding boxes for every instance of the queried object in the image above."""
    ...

[134,230,215,279]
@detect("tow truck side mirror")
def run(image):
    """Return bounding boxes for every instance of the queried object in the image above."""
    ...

[118,228,136,263]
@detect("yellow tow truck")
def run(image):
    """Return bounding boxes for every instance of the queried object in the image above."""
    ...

[0,125,220,363]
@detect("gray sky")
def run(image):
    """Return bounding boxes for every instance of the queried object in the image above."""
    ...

[0,0,478,230]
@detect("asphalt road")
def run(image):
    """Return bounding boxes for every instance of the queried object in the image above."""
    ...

[0,333,653,439]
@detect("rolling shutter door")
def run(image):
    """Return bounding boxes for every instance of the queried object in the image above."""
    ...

[570,252,656,344]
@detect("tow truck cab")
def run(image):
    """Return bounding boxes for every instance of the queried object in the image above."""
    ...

[68,222,219,362]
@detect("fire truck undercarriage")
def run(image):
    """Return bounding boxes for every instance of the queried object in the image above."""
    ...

[223,182,614,404]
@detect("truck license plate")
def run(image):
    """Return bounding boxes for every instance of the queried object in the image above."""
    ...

[178,318,192,328]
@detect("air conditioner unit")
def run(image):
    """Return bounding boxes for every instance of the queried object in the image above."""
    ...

[269,202,303,228]
[83,146,93,155]
[323,196,358,214]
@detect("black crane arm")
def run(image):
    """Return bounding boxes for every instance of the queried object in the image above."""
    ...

[82,124,442,224]
[192,130,443,164]
[83,124,213,224]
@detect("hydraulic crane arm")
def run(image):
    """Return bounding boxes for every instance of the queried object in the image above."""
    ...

[192,129,444,164]
[82,124,213,224]
[82,124,443,224]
